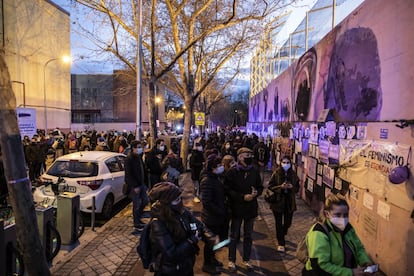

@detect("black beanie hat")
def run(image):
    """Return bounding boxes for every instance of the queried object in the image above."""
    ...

[149,182,182,204]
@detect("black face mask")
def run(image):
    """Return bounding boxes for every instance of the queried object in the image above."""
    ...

[243,157,253,165]
[170,201,184,213]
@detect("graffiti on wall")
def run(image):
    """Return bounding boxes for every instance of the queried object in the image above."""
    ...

[249,27,383,123]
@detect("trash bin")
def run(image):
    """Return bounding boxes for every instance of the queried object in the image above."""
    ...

[57,193,80,245]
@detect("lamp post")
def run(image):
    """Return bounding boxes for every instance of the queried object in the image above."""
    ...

[43,58,58,133]
[43,56,70,133]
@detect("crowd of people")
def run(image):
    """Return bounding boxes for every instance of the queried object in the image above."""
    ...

[2,127,374,275]
[123,129,374,276]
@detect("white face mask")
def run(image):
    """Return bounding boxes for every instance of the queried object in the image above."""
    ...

[158,145,165,151]
[330,217,349,231]
[137,148,143,155]
[282,163,291,171]
[197,146,203,151]
[214,165,225,175]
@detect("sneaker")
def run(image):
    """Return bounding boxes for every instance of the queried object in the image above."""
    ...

[277,245,285,252]
[242,261,253,271]
[228,261,236,272]
[202,264,220,275]
[193,197,201,203]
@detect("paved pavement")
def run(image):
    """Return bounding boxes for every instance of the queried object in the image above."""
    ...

[50,172,317,275]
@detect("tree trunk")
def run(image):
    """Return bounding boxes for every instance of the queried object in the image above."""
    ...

[180,97,193,170]
[0,54,50,274]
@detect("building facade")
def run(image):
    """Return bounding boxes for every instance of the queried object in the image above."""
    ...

[71,71,166,133]
[3,0,71,133]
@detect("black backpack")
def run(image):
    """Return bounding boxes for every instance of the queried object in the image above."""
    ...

[137,219,154,270]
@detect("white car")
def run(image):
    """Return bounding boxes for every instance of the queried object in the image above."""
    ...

[33,151,127,219]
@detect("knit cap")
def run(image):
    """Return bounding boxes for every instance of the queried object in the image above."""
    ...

[149,182,182,204]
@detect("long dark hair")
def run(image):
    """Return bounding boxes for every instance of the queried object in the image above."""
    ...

[153,201,187,243]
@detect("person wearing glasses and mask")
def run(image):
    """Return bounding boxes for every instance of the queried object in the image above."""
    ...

[267,155,299,252]
[224,147,263,272]
[303,194,374,276]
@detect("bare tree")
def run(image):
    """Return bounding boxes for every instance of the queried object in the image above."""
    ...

[72,0,294,164]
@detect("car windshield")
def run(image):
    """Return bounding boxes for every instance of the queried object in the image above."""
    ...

[47,160,98,178]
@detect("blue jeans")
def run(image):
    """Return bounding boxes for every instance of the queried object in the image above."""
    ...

[228,217,255,262]
[130,185,149,228]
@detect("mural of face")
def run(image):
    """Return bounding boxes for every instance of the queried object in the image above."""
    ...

[292,48,317,121]
[325,27,382,121]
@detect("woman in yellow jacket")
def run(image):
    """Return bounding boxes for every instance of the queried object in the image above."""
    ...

[303,194,375,276]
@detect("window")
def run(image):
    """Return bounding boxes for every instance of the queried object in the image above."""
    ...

[105,157,122,173]
[47,161,98,178]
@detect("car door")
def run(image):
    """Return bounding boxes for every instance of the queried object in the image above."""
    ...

[104,156,125,202]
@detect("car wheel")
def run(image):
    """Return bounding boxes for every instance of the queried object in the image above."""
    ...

[101,194,114,219]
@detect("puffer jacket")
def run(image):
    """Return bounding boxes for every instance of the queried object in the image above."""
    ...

[200,172,227,226]
[150,205,215,275]
[304,220,371,276]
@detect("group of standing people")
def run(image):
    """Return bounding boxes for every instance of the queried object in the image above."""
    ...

[125,130,272,275]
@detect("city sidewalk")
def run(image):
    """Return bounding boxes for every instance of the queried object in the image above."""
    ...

[50,172,317,275]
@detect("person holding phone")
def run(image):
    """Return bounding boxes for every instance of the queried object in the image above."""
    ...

[303,194,375,276]
[224,147,263,272]
[267,155,299,252]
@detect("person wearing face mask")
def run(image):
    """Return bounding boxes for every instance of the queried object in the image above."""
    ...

[200,154,228,274]
[125,140,149,235]
[146,139,167,189]
[148,182,217,276]
[267,155,299,252]
[303,194,374,276]
[224,147,263,272]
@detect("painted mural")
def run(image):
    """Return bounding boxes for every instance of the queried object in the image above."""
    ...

[249,26,383,123]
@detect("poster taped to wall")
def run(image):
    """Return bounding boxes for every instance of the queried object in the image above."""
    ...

[341,140,412,211]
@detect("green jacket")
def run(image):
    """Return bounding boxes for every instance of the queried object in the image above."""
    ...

[305,220,371,276]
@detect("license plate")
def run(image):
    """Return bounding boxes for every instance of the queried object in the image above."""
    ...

[59,185,77,193]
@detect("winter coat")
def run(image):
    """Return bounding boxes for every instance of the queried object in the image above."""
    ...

[224,164,263,219]
[25,142,45,163]
[145,148,164,176]
[304,220,371,276]
[267,167,299,213]
[124,152,145,191]
[200,172,227,226]
[150,205,215,275]
[189,150,204,181]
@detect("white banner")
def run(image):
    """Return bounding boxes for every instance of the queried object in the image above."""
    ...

[341,140,412,211]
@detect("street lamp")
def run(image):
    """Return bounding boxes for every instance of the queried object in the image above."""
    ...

[43,56,70,133]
